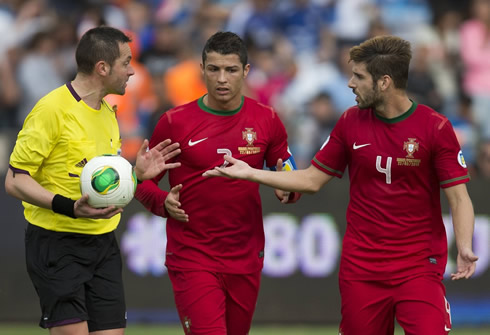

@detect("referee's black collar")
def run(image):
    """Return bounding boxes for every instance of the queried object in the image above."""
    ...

[66,82,82,102]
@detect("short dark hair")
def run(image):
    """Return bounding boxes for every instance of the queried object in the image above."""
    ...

[202,31,248,68]
[349,35,412,89]
[75,26,131,74]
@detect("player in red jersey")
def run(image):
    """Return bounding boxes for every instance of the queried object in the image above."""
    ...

[135,31,299,335]
[203,35,478,335]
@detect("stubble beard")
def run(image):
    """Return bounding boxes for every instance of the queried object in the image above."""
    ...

[358,87,383,110]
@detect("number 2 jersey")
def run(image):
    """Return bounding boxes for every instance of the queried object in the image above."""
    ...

[136,96,292,274]
[312,101,470,281]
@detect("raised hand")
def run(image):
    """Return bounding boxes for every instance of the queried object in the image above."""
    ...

[165,184,188,222]
[74,194,123,219]
[274,158,290,203]
[134,139,181,181]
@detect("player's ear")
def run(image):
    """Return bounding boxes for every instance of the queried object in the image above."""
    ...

[243,63,250,78]
[95,61,110,77]
[378,75,391,91]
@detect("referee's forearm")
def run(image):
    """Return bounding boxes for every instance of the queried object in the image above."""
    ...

[5,169,55,210]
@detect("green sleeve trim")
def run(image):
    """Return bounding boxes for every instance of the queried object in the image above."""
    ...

[440,174,470,186]
[313,157,343,176]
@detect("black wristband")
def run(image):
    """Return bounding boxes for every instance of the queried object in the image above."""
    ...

[52,194,76,218]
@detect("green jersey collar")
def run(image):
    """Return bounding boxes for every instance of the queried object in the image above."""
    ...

[375,100,417,124]
[198,95,244,116]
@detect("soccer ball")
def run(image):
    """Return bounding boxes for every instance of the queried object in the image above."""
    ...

[80,155,137,208]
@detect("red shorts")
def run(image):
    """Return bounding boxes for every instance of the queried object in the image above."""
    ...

[339,274,452,335]
[167,269,261,335]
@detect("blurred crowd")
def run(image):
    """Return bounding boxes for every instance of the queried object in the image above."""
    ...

[1,0,490,179]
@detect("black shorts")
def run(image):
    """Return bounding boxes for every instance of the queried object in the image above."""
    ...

[25,223,126,331]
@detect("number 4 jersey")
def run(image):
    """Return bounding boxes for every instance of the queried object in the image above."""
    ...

[312,101,470,281]
[136,95,292,274]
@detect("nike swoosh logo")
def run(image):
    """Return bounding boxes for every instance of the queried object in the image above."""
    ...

[353,142,371,150]
[445,326,451,332]
[188,137,208,146]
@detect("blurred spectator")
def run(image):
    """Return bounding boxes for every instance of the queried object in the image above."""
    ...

[277,34,346,121]
[291,92,339,168]
[476,139,490,179]
[139,22,180,120]
[52,17,78,79]
[412,6,463,117]
[226,0,278,50]
[139,22,180,76]
[77,2,127,38]
[449,95,478,176]
[367,19,391,38]
[406,44,443,111]
[460,0,490,140]
[123,0,154,52]
[331,0,376,44]
[322,43,358,113]
[1,0,54,55]
[246,37,296,109]
[0,49,19,128]
[192,0,230,46]
[154,0,194,25]
[376,0,433,40]
[162,41,207,108]
[0,0,16,59]
[15,28,66,127]
[275,0,330,56]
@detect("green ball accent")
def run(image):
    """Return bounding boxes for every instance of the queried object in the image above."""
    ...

[91,167,120,194]
[132,169,137,193]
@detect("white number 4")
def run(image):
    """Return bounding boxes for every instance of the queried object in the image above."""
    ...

[376,155,392,184]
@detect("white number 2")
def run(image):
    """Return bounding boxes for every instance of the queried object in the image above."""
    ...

[376,155,392,184]
[217,148,232,168]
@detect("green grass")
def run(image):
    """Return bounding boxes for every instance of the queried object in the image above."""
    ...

[1,323,489,334]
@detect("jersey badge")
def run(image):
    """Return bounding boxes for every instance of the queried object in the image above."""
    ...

[457,150,467,168]
[239,128,261,154]
[403,138,419,158]
[243,127,257,146]
[397,138,421,167]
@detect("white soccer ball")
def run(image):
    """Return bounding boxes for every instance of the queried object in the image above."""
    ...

[80,155,137,208]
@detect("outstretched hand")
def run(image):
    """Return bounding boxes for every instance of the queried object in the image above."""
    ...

[74,194,123,219]
[134,139,181,181]
[450,248,478,280]
[274,158,290,203]
[202,155,251,180]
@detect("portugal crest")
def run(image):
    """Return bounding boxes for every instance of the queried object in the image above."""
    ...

[403,138,419,158]
[239,128,261,154]
[242,128,257,146]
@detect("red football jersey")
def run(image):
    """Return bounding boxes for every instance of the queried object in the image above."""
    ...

[136,96,291,274]
[312,102,470,281]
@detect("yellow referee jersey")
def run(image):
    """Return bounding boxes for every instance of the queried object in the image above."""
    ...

[9,83,122,234]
